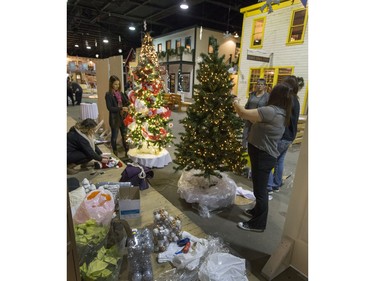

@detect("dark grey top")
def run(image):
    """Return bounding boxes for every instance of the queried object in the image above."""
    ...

[248,105,286,158]
[242,92,269,147]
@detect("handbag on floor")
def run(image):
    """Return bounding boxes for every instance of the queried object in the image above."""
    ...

[119,162,154,190]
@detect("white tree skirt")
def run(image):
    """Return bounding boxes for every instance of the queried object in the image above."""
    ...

[177,169,237,217]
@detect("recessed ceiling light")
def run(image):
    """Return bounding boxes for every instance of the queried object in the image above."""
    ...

[180,0,189,9]
[74,44,79,48]
[103,38,109,43]
[95,54,99,58]
[129,25,135,31]
[86,46,91,49]
[118,48,122,53]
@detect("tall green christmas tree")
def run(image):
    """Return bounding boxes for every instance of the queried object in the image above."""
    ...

[125,32,174,151]
[173,36,246,180]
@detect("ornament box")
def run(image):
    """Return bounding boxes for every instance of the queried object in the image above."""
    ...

[119,185,141,219]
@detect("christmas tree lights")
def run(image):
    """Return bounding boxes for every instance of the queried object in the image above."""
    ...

[125,33,174,151]
[173,36,246,181]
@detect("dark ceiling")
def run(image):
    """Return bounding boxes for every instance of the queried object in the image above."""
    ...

[67,0,258,59]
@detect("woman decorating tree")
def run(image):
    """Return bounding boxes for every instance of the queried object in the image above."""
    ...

[105,75,130,157]
[233,82,293,232]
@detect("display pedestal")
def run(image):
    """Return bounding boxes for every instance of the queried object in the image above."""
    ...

[127,148,172,168]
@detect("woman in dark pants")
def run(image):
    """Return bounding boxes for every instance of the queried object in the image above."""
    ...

[233,83,293,232]
[105,75,130,157]
[67,118,109,174]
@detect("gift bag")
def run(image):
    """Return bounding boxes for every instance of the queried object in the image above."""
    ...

[119,162,154,190]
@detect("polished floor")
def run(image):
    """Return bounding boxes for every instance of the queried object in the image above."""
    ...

[67,98,307,281]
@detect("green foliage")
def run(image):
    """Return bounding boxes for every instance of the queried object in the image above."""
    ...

[74,219,108,245]
[158,51,166,59]
[173,36,247,181]
[80,245,121,281]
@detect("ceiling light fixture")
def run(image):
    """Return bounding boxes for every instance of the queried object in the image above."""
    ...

[95,54,99,58]
[180,0,189,9]
[74,44,79,48]
[103,37,109,43]
[129,24,135,31]
[118,48,122,53]
[234,32,239,38]
[223,7,232,38]
[85,40,91,49]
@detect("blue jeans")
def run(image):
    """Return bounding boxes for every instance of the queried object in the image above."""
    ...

[268,139,292,189]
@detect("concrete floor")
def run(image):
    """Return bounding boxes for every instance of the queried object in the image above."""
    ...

[67,98,307,281]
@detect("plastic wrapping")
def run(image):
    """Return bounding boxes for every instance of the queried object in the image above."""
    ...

[80,245,123,281]
[69,186,86,217]
[106,217,132,256]
[127,228,154,281]
[82,178,97,193]
[74,219,109,266]
[172,239,208,271]
[156,235,239,281]
[198,252,248,281]
[155,268,198,281]
[177,170,237,217]
[152,208,182,252]
[96,181,132,208]
[73,189,115,226]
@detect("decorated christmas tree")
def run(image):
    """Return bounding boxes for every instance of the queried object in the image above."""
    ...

[173,36,246,180]
[125,32,174,152]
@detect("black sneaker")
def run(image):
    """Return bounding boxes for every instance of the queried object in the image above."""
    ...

[273,186,280,192]
[237,222,264,232]
[243,209,254,218]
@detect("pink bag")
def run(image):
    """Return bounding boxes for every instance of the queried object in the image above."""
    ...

[73,189,115,226]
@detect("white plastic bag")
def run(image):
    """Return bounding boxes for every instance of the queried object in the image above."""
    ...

[172,239,208,271]
[198,252,248,281]
[73,189,115,226]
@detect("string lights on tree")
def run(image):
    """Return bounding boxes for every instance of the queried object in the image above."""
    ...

[173,36,247,181]
[125,32,174,151]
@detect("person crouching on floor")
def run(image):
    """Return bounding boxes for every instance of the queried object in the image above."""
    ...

[67,118,109,175]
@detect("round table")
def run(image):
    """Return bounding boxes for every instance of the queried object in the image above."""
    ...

[127,148,172,168]
[80,103,98,120]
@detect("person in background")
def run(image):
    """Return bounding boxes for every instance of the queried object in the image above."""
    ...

[67,118,109,175]
[105,75,130,157]
[267,76,304,193]
[67,77,75,106]
[71,80,83,105]
[233,83,293,232]
[242,78,270,148]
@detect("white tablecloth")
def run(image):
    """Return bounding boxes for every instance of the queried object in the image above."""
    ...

[128,148,172,168]
[80,103,98,120]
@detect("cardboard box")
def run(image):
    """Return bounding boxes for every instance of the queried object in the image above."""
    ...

[119,185,140,219]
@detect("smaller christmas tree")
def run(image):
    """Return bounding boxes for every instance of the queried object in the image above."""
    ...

[125,33,174,151]
[173,36,246,181]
